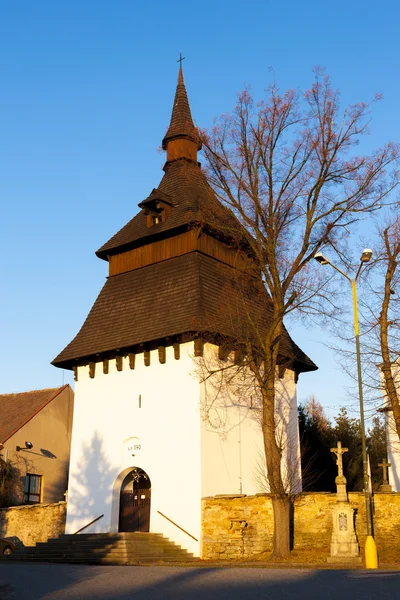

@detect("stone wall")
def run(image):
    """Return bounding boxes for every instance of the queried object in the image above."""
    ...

[0,502,66,547]
[202,492,400,560]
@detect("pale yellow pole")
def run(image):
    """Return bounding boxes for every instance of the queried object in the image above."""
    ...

[314,250,378,569]
[351,279,378,569]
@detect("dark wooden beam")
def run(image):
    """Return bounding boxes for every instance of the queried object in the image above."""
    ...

[218,345,229,361]
[194,338,204,357]
[158,346,166,364]
[129,353,136,370]
[116,356,123,372]
[144,350,151,367]
[233,349,245,365]
[103,359,109,374]
[173,343,180,360]
[89,362,96,379]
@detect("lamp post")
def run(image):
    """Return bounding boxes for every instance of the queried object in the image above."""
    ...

[314,249,378,569]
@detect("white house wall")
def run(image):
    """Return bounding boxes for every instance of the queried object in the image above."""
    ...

[66,341,303,556]
[387,413,400,491]
[199,347,301,496]
[65,343,202,555]
[380,361,400,492]
[274,370,302,493]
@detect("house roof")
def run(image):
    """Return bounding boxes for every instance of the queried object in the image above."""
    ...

[0,386,69,444]
[52,253,317,373]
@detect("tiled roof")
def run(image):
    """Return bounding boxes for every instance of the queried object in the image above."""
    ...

[96,159,245,260]
[0,386,69,444]
[52,254,316,373]
[162,66,201,149]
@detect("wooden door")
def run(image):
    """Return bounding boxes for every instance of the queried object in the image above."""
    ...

[119,470,151,532]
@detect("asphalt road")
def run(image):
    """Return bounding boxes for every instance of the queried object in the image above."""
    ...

[1,564,400,600]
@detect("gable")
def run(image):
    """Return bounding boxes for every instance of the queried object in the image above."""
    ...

[0,386,70,444]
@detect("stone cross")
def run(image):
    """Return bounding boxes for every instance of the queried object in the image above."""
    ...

[331,441,348,477]
[378,458,391,484]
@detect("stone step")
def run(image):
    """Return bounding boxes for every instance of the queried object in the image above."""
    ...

[16,548,193,558]
[6,555,198,564]
[11,532,195,564]
[35,538,182,547]
[29,544,188,555]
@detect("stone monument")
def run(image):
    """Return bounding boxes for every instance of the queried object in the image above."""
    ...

[379,458,392,492]
[327,441,361,564]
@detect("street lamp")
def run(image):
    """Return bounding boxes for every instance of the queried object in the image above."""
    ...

[314,249,378,569]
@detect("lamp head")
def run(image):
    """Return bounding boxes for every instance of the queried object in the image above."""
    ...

[314,252,330,265]
[16,441,33,452]
[361,248,373,263]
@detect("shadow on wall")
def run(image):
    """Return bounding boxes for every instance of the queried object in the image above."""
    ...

[66,431,114,532]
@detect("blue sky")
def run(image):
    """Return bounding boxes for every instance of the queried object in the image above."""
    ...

[1,1,399,422]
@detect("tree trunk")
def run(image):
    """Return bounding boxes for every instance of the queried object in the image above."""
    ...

[261,349,292,559]
[380,237,400,441]
[271,495,291,559]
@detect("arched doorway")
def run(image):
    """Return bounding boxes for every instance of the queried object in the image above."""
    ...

[118,468,151,532]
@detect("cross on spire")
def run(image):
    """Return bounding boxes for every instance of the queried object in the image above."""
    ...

[177,52,185,67]
[331,441,348,478]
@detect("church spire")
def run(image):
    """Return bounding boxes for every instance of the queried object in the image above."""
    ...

[162,64,201,163]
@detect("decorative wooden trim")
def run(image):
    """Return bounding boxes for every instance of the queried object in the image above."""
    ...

[294,371,299,384]
[218,345,229,361]
[234,349,245,365]
[144,350,150,367]
[116,356,123,372]
[194,338,204,357]
[129,353,135,370]
[158,346,166,364]
[278,364,286,379]
[103,359,109,375]
[108,230,250,277]
[89,362,96,379]
[73,366,78,382]
[173,343,180,360]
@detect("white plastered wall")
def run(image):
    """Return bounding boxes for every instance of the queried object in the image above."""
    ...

[199,345,301,496]
[66,341,303,555]
[65,343,202,555]
[387,412,400,491]
[382,361,400,491]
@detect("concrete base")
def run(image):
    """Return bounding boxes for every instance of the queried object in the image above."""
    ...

[327,556,362,564]
[328,501,361,563]
[379,483,393,492]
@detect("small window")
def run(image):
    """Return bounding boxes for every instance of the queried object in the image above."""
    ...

[152,215,162,225]
[24,474,42,504]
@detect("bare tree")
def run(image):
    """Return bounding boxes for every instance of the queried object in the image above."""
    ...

[376,217,400,440]
[199,68,399,558]
[353,214,400,437]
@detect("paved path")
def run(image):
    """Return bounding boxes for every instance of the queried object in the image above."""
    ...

[1,563,400,600]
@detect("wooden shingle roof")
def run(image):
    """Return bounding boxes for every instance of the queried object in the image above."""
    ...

[52,253,316,373]
[52,66,317,375]
[162,66,201,150]
[96,159,244,260]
